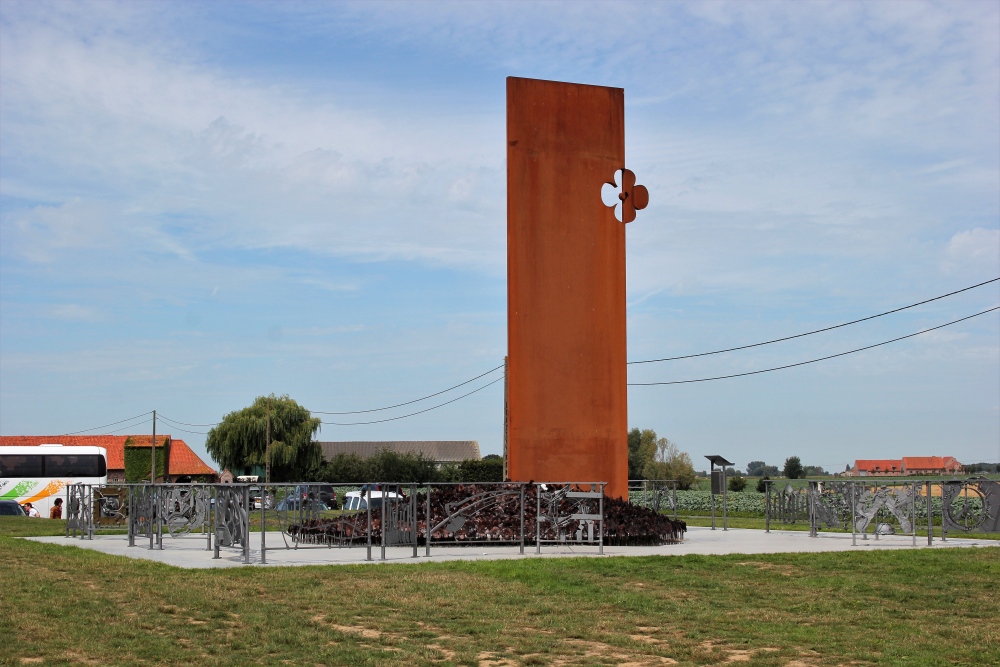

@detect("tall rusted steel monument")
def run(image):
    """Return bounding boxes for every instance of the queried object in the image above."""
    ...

[505,77,647,500]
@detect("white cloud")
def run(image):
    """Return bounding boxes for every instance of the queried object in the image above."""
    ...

[944,228,1000,275]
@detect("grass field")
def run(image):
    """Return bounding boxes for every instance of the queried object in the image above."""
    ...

[2,519,998,666]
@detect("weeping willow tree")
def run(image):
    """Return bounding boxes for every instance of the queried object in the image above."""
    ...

[206,395,322,482]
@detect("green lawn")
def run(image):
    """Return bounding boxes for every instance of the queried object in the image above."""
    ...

[1,524,998,666]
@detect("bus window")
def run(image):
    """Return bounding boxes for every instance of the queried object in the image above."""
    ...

[0,455,43,477]
[44,455,106,477]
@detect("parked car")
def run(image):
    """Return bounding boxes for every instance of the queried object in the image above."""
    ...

[249,487,274,510]
[284,484,337,510]
[0,500,27,516]
[342,489,402,511]
[276,495,328,512]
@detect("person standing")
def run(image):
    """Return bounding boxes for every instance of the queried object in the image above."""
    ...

[49,498,64,520]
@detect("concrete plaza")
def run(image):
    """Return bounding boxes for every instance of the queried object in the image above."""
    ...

[26,526,998,569]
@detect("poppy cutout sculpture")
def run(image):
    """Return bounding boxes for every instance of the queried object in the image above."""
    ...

[505,77,648,500]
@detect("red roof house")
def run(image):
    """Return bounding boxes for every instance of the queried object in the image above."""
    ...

[0,435,217,482]
[852,459,903,476]
[902,456,963,475]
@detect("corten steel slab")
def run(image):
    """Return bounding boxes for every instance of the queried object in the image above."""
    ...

[506,77,628,499]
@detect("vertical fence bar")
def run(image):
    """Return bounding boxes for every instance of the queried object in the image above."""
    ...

[849,482,857,546]
[535,485,541,555]
[425,484,431,558]
[242,485,250,565]
[157,486,164,550]
[366,490,372,561]
[672,482,677,521]
[519,483,525,555]
[598,483,604,556]
[808,482,817,538]
[722,473,728,531]
[411,484,417,559]
[149,485,155,550]
[213,486,221,560]
[260,485,267,565]
[911,483,917,547]
[205,486,212,551]
[127,486,135,547]
[926,481,933,546]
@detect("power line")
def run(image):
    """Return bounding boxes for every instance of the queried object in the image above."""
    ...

[60,411,154,436]
[105,419,153,435]
[158,414,219,428]
[157,423,211,436]
[628,306,999,386]
[628,277,999,365]
[310,363,504,415]
[321,375,504,426]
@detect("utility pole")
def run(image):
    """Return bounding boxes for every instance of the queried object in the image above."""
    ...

[151,409,157,484]
[265,397,271,485]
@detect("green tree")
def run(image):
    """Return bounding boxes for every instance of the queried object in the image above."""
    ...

[206,395,322,482]
[643,437,697,490]
[783,456,804,479]
[746,460,766,476]
[727,473,747,492]
[627,427,658,480]
[756,475,771,493]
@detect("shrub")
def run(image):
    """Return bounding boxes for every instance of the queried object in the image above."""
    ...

[728,475,747,492]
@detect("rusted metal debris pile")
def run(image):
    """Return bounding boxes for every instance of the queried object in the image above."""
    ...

[286,483,685,547]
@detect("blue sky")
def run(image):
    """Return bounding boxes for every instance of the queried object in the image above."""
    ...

[1,1,998,473]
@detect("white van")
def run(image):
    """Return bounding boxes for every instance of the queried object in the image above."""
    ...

[342,489,403,511]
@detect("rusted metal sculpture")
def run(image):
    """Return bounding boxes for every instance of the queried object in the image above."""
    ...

[506,77,648,500]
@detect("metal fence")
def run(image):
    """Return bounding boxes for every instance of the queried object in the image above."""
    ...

[628,479,678,519]
[62,481,615,564]
[764,477,1000,544]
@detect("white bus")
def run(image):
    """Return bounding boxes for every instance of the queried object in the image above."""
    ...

[0,444,108,518]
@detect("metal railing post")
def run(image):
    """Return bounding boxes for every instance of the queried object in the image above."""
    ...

[598,483,604,556]
[850,482,857,546]
[260,485,267,565]
[213,486,221,559]
[411,484,417,559]
[926,481,933,546]
[519,483,525,555]
[149,485,155,550]
[242,485,250,565]
[535,485,541,555]
[380,484,386,562]
[425,484,431,558]
[672,482,677,521]
[366,489,372,561]
[911,483,917,548]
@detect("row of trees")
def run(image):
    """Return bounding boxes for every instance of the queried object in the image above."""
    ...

[205,397,829,490]
[628,428,697,489]
[205,395,506,483]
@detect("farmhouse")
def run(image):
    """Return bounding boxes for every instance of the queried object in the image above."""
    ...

[0,435,218,483]
[846,456,962,477]
[317,441,480,466]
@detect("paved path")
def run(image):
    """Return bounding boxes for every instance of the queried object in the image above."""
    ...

[26,527,997,569]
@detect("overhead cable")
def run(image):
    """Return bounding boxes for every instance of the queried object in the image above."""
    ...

[321,375,504,426]
[628,277,999,365]
[628,306,998,386]
[60,411,155,436]
[158,414,219,428]
[311,363,504,415]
